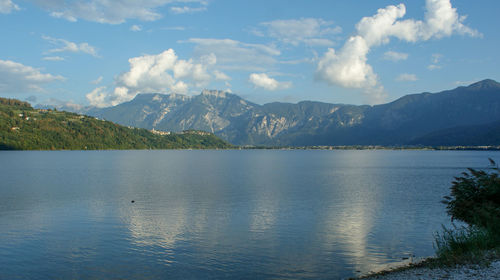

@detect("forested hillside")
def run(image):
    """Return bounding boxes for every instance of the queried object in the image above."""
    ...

[0,98,231,150]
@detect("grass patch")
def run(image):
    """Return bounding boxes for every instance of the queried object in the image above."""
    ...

[433,224,500,266]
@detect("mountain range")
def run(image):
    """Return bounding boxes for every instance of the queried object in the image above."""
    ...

[71,79,500,146]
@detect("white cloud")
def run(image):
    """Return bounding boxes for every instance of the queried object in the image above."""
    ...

[420,0,481,39]
[200,53,216,65]
[431,53,442,63]
[428,53,443,70]
[130,25,142,32]
[383,51,408,62]
[396,73,418,81]
[316,37,377,89]
[249,73,292,91]
[86,48,214,107]
[161,26,186,31]
[316,0,480,104]
[85,86,109,108]
[42,56,65,61]
[214,70,231,81]
[279,58,314,65]
[304,38,336,47]
[90,76,103,84]
[170,6,206,14]
[34,0,208,24]
[43,98,84,111]
[183,38,280,71]
[0,59,64,93]
[454,80,476,86]
[42,36,99,57]
[260,18,341,46]
[0,0,19,14]
[427,64,442,70]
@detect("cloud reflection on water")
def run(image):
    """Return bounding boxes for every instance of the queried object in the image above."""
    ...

[0,150,463,279]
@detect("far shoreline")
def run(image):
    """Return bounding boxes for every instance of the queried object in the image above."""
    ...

[240,145,500,151]
[2,145,500,151]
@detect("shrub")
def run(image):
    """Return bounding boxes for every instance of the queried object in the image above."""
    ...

[434,159,500,265]
[442,158,500,233]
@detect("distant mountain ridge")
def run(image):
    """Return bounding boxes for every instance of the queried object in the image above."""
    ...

[76,79,500,146]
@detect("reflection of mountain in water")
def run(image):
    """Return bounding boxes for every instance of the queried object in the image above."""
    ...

[116,151,405,278]
[2,150,464,279]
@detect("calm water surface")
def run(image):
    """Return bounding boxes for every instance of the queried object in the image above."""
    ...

[1,150,498,279]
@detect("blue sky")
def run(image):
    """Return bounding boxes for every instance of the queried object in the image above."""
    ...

[0,0,498,108]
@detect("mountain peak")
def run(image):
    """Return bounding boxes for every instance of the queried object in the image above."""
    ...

[201,89,228,98]
[467,79,500,90]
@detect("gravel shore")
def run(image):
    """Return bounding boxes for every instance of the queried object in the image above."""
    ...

[362,260,500,280]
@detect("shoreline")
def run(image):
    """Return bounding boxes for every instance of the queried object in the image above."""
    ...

[241,145,500,151]
[359,261,500,280]
[4,145,500,151]
[355,251,500,279]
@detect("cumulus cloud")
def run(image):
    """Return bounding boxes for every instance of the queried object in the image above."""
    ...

[34,0,208,24]
[86,48,215,107]
[249,73,292,91]
[0,0,19,14]
[0,59,64,93]
[383,51,408,62]
[316,37,375,89]
[396,73,418,81]
[85,86,109,107]
[316,0,480,104]
[42,36,99,57]
[260,18,341,46]
[130,25,142,32]
[183,38,280,71]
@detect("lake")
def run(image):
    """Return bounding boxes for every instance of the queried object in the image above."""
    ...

[0,150,498,279]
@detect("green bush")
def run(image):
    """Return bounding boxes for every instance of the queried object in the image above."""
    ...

[434,159,500,265]
[442,158,500,233]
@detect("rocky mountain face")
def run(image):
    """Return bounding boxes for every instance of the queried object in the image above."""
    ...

[81,80,500,146]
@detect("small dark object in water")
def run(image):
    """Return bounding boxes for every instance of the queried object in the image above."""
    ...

[131,200,135,203]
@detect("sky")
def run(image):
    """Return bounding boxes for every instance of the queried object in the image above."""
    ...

[0,0,499,108]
